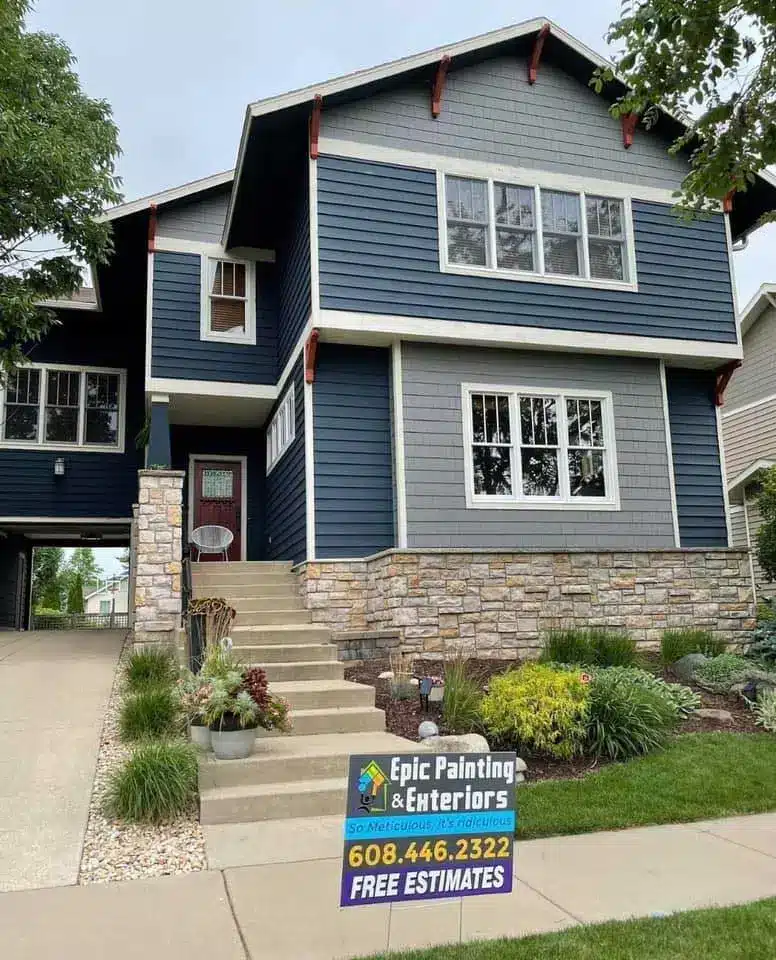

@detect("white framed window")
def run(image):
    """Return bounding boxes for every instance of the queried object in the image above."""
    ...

[99,599,111,615]
[266,382,295,475]
[0,364,126,452]
[462,383,620,510]
[440,172,636,291]
[200,256,256,345]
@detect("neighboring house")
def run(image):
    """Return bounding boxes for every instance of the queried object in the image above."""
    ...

[722,284,776,599]
[0,18,774,637]
[84,576,129,616]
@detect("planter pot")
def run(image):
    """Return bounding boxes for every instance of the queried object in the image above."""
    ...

[210,726,257,760]
[189,723,211,751]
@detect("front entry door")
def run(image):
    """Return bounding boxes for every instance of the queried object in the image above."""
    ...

[192,460,242,561]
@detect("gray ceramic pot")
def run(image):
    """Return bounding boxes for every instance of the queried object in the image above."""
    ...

[210,726,257,760]
[189,723,211,751]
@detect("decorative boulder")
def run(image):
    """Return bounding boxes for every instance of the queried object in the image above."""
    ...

[693,708,734,722]
[672,653,708,683]
[422,733,491,754]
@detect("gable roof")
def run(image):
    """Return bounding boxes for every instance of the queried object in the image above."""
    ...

[84,574,129,602]
[739,283,776,336]
[99,169,233,224]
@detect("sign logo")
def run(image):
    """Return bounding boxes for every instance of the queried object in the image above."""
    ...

[356,759,389,813]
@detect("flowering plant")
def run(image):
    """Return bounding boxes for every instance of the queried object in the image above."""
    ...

[259,695,292,733]
[177,670,213,725]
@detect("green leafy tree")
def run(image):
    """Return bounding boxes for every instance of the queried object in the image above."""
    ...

[66,571,84,614]
[757,467,776,581]
[63,547,102,595]
[0,0,121,375]
[593,1,776,217]
[31,546,64,611]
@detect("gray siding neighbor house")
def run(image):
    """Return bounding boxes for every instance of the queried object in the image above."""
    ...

[1,17,774,645]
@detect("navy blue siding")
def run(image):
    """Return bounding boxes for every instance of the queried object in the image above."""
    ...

[265,359,306,563]
[148,402,171,467]
[314,344,394,557]
[278,174,311,372]
[170,426,265,561]
[666,369,728,547]
[317,156,737,344]
[151,252,278,384]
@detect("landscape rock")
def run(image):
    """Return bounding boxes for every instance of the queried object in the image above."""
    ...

[421,733,491,754]
[693,708,734,722]
[672,653,708,683]
[378,670,394,680]
[731,675,776,701]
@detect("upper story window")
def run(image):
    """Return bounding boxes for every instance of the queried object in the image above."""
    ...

[266,382,295,474]
[462,384,619,510]
[201,256,256,345]
[1,364,125,452]
[441,174,635,291]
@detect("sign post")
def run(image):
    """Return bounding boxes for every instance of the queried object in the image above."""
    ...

[340,752,517,907]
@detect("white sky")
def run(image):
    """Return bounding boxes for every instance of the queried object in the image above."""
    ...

[27,0,774,308]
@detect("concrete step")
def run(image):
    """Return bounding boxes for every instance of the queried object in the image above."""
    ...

[232,623,331,646]
[234,608,312,627]
[192,561,293,573]
[289,705,385,737]
[262,660,344,682]
[200,777,348,825]
[194,575,296,593]
[228,596,305,613]
[211,584,300,600]
[270,679,374,712]
[200,731,412,790]
[238,643,338,664]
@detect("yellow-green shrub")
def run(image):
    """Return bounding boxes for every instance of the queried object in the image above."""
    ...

[480,664,589,759]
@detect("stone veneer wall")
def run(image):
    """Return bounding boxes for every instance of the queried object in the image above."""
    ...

[297,550,755,658]
[132,469,184,647]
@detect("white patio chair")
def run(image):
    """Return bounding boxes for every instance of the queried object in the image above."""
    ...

[191,525,234,562]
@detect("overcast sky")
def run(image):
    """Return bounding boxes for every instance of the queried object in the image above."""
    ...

[27,0,773,308]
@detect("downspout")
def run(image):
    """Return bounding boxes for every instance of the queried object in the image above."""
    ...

[743,486,758,604]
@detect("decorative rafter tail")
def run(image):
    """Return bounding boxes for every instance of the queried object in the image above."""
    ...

[305,328,320,383]
[621,113,639,149]
[431,55,451,118]
[714,359,742,406]
[147,203,157,253]
[528,23,551,84]
[309,95,323,160]
[723,189,736,214]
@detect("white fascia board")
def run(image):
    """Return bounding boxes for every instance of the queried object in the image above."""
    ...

[738,282,776,336]
[37,298,100,312]
[727,458,776,497]
[99,170,234,223]
[318,310,744,366]
[146,377,277,401]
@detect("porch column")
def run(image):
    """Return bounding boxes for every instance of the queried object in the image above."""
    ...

[133,468,185,649]
[147,394,171,468]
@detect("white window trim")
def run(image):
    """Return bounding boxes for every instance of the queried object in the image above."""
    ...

[461,382,621,511]
[266,382,296,475]
[0,363,127,454]
[437,171,638,293]
[200,254,257,345]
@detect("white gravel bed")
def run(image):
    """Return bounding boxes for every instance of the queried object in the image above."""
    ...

[79,639,207,884]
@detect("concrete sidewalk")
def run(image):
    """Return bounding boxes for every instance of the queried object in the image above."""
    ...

[2,812,776,959]
[0,630,123,892]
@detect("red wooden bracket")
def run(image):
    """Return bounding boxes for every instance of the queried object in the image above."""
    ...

[305,328,320,383]
[309,95,322,160]
[714,359,742,406]
[723,189,735,214]
[147,203,157,253]
[621,113,639,149]
[528,23,551,84]
[431,55,451,118]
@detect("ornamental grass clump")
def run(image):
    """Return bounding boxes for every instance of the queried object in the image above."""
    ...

[441,652,482,734]
[661,629,726,666]
[119,686,182,742]
[480,664,589,759]
[752,690,776,733]
[104,741,198,823]
[124,646,177,693]
[541,629,637,667]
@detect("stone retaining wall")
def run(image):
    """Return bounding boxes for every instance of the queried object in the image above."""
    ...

[297,549,754,658]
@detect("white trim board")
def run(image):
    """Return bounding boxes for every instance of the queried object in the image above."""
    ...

[187,454,248,562]
[153,236,275,261]
[318,310,743,366]
[309,154,321,321]
[716,405,733,547]
[100,170,234,223]
[659,360,681,547]
[146,378,277,401]
[722,392,776,420]
[391,341,408,548]
[738,282,776,336]
[303,378,316,561]
[199,255,257,346]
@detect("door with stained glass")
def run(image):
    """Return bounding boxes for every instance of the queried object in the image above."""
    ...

[192,459,242,561]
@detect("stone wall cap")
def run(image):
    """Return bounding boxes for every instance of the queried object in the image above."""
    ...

[138,469,186,478]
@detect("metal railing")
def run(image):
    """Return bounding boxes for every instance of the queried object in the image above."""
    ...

[30,612,129,631]
[182,553,205,673]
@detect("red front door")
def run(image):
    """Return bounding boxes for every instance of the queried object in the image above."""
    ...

[192,460,242,561]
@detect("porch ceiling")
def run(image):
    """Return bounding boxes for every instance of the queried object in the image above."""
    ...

[0,519,129,545]
[168,394,274,428]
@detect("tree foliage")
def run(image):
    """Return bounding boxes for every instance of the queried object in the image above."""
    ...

[66,571,84,614]
[756,467,776,582]
[593,1,776,217]
[64,546,102,594]
[31,545,64,611]
[0,0,121,374]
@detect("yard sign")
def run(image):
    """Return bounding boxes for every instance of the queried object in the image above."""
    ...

[340,752,517,907]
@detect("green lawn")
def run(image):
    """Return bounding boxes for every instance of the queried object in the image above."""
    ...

[517,733,776,840]
[365,897,776,959]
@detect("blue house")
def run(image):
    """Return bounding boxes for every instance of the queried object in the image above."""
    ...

[2,18,774,641]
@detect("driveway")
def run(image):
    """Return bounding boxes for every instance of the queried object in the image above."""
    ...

[0,630,123,891]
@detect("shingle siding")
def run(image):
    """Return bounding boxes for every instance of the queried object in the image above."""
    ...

[402,343,676,549]
[265,359,306,563]
[151,251,278,384]
[317,156,736,344]
[666,369,728,547]
[156,190,230,244]
[313,344,394,557]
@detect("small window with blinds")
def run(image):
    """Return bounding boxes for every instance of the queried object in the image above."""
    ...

[201,257,256,344]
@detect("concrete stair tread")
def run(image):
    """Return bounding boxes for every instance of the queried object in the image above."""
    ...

[290,705,382,719]
[233,624,325,635]
[270,679,369,696]
[201,730,412,765]
[201,776,347,802]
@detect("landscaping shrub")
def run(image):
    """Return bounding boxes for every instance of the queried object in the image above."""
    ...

[595,666,700,717]
[752,690,776,733]
[661,629,726,666]
[588,630,637,667]
[480,664,589,759]
[585,670,678,760]
[541,629,636,667]
[541,629,592,665]
[104,741,198,823]
[119,686,181,742]
[124,647,177,693]
[441,653,482,734]
[746,620,776,666]
[756,600,776,623]
[693,654,752,694]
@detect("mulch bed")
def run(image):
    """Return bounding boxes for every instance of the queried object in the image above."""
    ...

[345,656,763,781]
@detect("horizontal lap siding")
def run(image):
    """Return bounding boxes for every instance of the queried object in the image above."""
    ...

[317,156,736,343]
[313,345,394,557]
[726,307,776,410]
[722,399,776,481]
[151,252,277,384]
[666,369,728,547]
[402,343,675,549]
[265,359,306,563]
[278,175,311,372]
[323,55,688,191]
